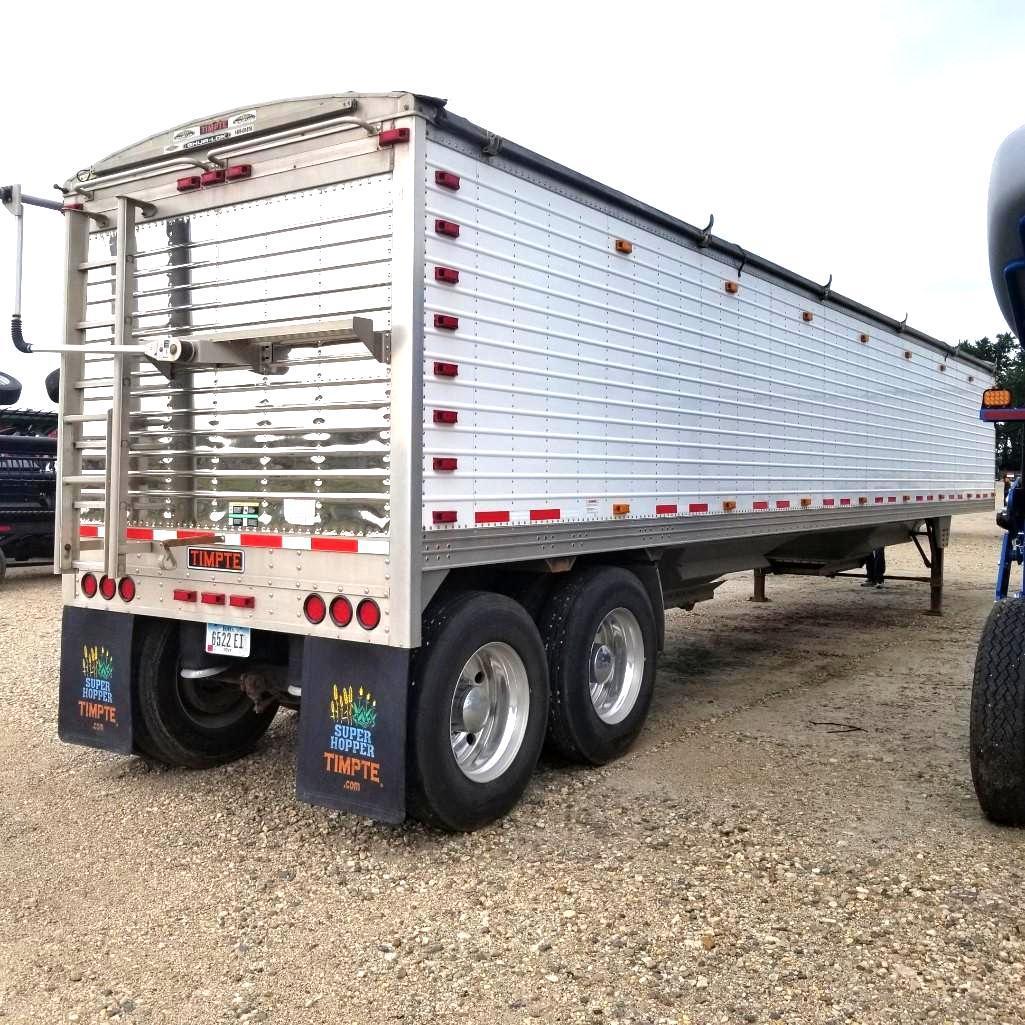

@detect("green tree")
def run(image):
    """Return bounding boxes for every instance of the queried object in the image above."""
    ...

[960,332,1025,472]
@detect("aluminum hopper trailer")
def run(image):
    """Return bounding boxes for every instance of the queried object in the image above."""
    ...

[2,92,995,830]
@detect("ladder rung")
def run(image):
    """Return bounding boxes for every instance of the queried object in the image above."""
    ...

[64,475,107,487]
[78,258,116,271]
[75,378,114,389]
[78,319,116,330]
[71,560,105,572]
[64,413,109,423]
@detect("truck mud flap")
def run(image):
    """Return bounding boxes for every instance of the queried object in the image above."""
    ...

[57,607,135,754]
[295,638,410,824]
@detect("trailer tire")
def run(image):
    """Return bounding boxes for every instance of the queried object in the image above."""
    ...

[540,566,657,765]
[408,592,549,832]
[133,619,278,769]
[971,597,1025,825]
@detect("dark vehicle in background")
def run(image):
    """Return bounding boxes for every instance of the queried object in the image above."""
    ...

[0,372,56,579]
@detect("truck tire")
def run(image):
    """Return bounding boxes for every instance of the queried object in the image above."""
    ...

[408,592,549,831]
[540,566,657,765]
[971,598,1025,825]
[133,619,278,769]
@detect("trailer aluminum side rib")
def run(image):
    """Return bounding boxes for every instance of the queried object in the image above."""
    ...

[17,92,992,830]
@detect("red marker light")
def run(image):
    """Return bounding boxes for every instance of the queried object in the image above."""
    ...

[433,457,458,471]
[229,594,255,609]
[357,599,381,630]
[225,164,252,181]
[433,361,459,377]
[378,127,410,146]
[304,593,326,624]
[177,175,202,192]
[435,267,460,284]
[200,169,226,187]
[201,592,226,605]
[435,171,460,190]
[434,314,459,330]
[173,588,197,602]
[435,219,460,238]
[433,510,457,524]
[433,409,458,424]
[330,596,353,627]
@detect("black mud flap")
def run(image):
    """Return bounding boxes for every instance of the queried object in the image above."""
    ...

[57,607,135,754]
[295,638,410,824]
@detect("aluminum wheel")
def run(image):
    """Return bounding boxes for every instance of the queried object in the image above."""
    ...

[589,607,645,725]
[449,641,530,783]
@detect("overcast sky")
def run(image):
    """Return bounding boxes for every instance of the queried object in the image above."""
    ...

[0,0,1022,407]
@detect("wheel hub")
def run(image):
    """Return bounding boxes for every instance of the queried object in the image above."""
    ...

[591,643,615,686]
[460,685,490,735]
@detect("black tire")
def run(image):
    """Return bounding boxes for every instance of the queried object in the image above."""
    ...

[540,566,657,765]
[133,618,278,769]
[971,598,1025,825]
[0,547,6,582]
[408,591,549,832]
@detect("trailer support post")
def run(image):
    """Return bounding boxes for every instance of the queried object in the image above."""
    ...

[750,567,770,603]
[926,518,945,616]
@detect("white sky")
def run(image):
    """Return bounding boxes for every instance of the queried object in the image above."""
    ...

[0,0,1022,407]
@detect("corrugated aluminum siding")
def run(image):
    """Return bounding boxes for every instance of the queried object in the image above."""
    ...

[421,140,993,529]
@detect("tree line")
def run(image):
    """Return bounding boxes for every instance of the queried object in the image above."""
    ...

[960,332,1021,472]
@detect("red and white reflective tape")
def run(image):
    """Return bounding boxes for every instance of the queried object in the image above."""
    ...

[433,490,997,527]
[80,525,388,555]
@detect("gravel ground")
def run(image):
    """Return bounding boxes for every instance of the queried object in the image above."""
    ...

[3,507,1025,1025]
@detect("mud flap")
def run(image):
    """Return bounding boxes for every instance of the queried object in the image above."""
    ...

[295,638,410,823]
[57,607,135,754]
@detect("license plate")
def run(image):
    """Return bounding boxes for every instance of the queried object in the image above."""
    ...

[205,623,251,658]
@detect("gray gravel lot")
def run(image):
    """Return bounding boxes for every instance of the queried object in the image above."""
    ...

[2,507,1024,1025]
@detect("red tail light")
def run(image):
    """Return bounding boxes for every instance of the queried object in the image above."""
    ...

[99,576,116,600]
[118,577,136,602]
[81,573,97,598]
[304,593,326,624]
[330,596,353,627]
[357,599,381,630]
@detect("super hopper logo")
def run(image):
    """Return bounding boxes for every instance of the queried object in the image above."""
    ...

[79,645,117,730]
[322,684,382,791]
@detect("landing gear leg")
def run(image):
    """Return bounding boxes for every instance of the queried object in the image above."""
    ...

[749,567,770,603]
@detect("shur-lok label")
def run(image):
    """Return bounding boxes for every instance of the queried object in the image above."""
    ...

[58,607,134,753]
[296,638,408,822]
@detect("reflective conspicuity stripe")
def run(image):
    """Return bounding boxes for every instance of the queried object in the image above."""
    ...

[81,526,388,554]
